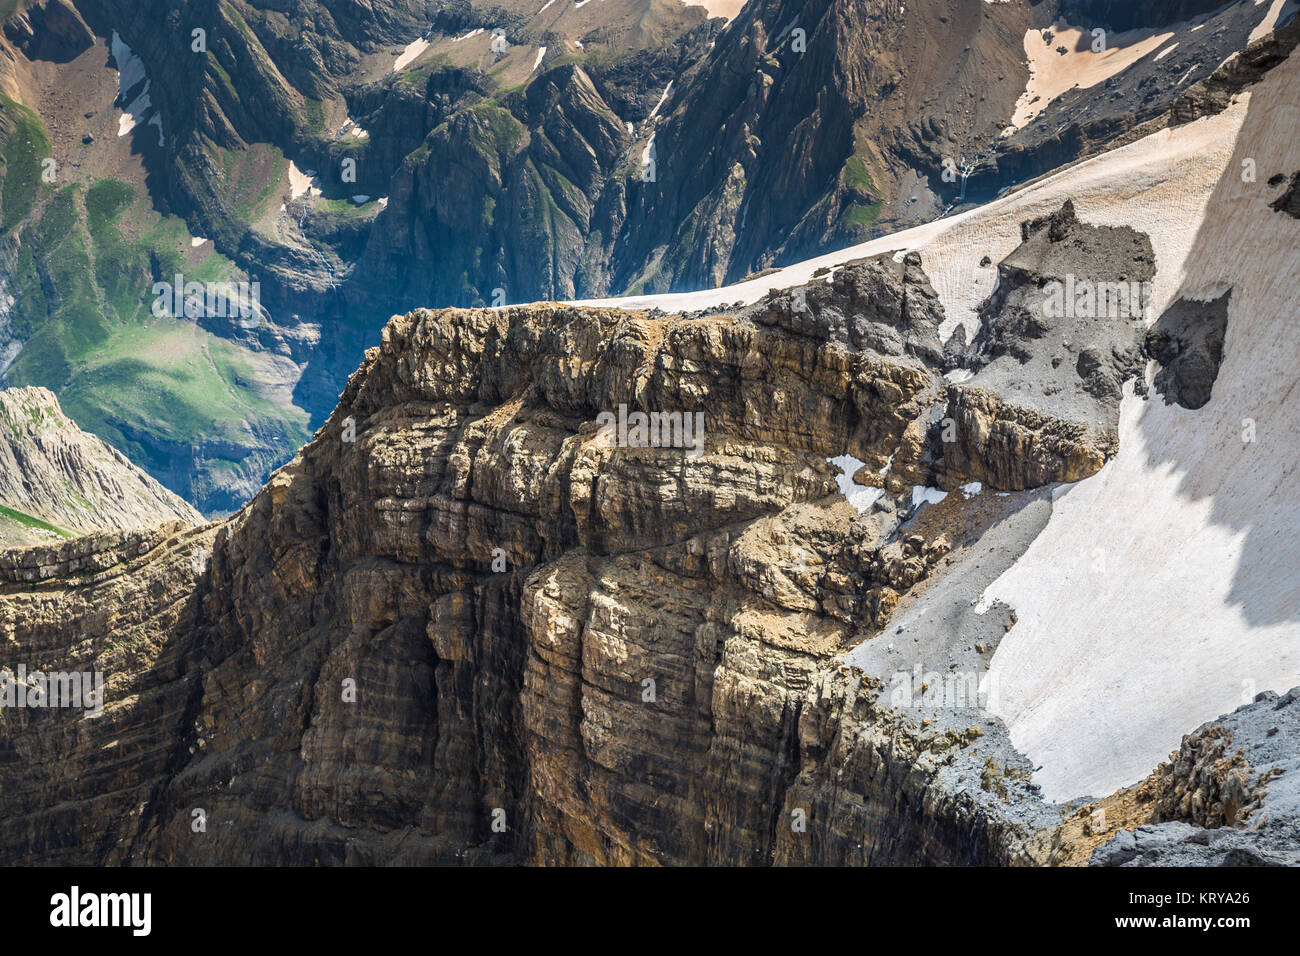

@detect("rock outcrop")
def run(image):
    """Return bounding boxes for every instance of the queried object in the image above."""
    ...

[0,387,202,547]
[1092,689,1300,867]
[1144,292,1230,410]
[1270,171,1300,219]
[0,256,1231,865]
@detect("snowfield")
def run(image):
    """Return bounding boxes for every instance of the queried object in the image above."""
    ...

[393,37,429,71]
[578,45,1300,803]
[111,31,164,146]
[980,52,1300,801]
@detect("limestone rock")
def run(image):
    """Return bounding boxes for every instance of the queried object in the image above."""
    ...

[0,388,203,547]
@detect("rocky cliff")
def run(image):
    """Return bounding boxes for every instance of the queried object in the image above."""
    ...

[0,248,1286,865]
[0,0,1297,868]
[3,0,1293,512]
[0,386,201,547]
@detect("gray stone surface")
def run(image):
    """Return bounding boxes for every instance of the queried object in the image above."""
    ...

[1093,688,1300,866]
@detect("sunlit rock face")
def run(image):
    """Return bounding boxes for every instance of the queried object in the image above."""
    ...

[0,0,1298,867]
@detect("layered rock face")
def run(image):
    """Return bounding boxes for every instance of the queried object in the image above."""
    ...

[0,387,202,547]
[0,263,1101,865]
[6,0,1288,514]
[0,253,1287,865]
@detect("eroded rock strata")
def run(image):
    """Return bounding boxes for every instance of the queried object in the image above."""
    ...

[1091,689,1300,867]
[0,388,203,548]
[0,252,1285,865]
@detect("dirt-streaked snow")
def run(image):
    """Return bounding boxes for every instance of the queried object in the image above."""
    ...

[976,53,1300,801]
[576,42,1300,805]
[393,37,430,72]
[287,162,322,200]
[1010,20,1175,130]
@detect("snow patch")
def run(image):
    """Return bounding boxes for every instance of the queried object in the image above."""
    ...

[828,455,884,513]
[393,37,430,71]
[1009,19,1175,131]
[341,118,370,140]
[910,486,948,509]
[110,31,165,146]
[0,270,20,377]
[1249,0,1298,44]
[647,81,673,121]
[681,0,748,16]
[287,161,323,200]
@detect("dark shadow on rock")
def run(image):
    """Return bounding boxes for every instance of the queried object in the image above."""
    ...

[1270,170,1300,218]
[1144,290,1230,409]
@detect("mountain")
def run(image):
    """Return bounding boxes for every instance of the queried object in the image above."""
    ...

[0,385,201,547]
[0,0,1293,514]
[0,12,1297,862]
